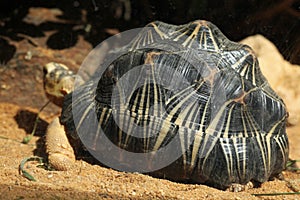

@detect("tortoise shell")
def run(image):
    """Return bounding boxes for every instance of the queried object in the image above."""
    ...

[61,20,289,189]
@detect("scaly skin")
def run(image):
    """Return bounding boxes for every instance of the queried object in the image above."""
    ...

[46,117,75,170]
[43,62,82,170]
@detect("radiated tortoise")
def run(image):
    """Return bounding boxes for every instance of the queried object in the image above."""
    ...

[43,20,289,191]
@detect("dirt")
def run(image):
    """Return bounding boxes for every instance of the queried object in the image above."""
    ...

[0,20,300,200]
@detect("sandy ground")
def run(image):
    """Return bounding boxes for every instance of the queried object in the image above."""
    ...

[0,24,300,199]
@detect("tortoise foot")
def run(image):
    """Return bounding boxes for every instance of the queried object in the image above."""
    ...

[226,182,254,192]
[46,117,75,171]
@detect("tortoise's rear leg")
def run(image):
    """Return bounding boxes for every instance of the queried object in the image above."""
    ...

[46,117,75,170]
[226,182,254,192]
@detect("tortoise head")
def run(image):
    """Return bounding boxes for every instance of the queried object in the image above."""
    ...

[43,62,83,107]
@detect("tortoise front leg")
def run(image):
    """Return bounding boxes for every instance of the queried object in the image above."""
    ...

[46,117,75,171]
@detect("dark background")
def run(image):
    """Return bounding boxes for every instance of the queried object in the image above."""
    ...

[0,0,299,64]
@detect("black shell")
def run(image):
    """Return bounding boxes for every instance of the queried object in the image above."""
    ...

[61,20,289,189]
